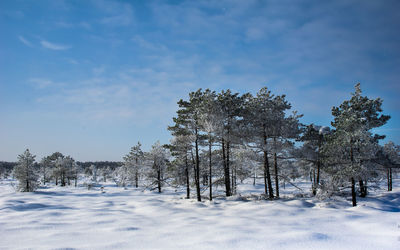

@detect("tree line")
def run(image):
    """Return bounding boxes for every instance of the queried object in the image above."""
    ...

[8,83,400,206]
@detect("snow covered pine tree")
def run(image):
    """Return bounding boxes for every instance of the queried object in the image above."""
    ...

[14,149,39,192]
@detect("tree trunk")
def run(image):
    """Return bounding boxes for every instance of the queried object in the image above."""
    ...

[350,146,356,206]
[227,140,232,196]
[61,172,66,186]
[316,160,321,186]
[209,138,212,201]
[316,135,322,186]
[195,127,201,201]
[263,159,268,195]
[263,126,274,199]
[312,169,316,196]
[274,152,279,198]
[390,168,393,191]
[26,160,30,192]
[351,177,357,207]
[185,154,190,199]
[222,138,231,196]
[387,168,390,191]
[359,180,366,197]
[231,165,234,195]
[273,138,279,198]
[234,165,237,195]
[388,168,392,191]
[231,165,237,195]
[135,158,139,188]
[43,169,46,185]
[157,167,161,193]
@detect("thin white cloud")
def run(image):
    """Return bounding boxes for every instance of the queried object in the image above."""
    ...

[79,22,91,29]
[54,21,92,30]
[131,35,167,51]
[95,0,134,26]
[54,21,73,28]
[29,78,66,89]
[18,36,33,47]
[29,78,52,88]
[67,58,79,65]
[40,40,71,50]
[92,66,105,76]
[101,13,132,26]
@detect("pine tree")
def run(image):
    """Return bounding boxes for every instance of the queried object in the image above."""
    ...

[169,89,205,201]
[322,83,390,206]
[199,89,219,200]
[114,162,135,188]
[243,88,293,199]
[14,149,39,192]
[48,152,64,185]
[167,135,192,199]
[54,156,75,186]
[147,141,169,193]
[39,156,52,185]
[124,142,144,188]
[270,105,302,198]
[298,124,330,195]
[216,89,244,197]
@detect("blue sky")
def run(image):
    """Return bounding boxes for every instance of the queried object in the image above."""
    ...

[1,0,399,161]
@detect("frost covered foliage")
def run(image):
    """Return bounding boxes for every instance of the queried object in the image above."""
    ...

[242,88,301,199]
[14,149,39,192]
[146,141,169,193]
[54,156,76,186]
[113,143,145,188]
[98,166,112,182]
[231,146,257,185]
[296,124,331,195]
[382,141,400,191]
[123,142,144,188]
[113,164,135,188]
[320,84,390,205]
[383,141,400,164]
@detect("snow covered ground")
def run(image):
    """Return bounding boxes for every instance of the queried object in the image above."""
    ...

[0,178,399,250]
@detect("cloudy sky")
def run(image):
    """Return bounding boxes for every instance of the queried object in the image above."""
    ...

[1,0,399,161]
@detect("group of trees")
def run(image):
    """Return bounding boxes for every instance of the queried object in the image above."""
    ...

[113,141,170,193]
[12,151,81,191]
[166,84,399,206]
[10,151,122,191]
[8,83,399,207]
[167,88,303,201]
[10,142,169,194]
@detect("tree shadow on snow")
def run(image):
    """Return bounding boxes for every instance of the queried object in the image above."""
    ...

[2,202,73,211]
[363,193,400,212]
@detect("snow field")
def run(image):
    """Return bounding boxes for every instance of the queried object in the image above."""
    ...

[0,179,399,250]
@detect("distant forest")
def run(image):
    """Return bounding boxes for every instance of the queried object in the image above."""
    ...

[0,161,122,171]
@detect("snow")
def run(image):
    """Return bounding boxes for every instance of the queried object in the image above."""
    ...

[0,179,399,250]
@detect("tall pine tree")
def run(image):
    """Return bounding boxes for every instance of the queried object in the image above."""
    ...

[323,83,390,206]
